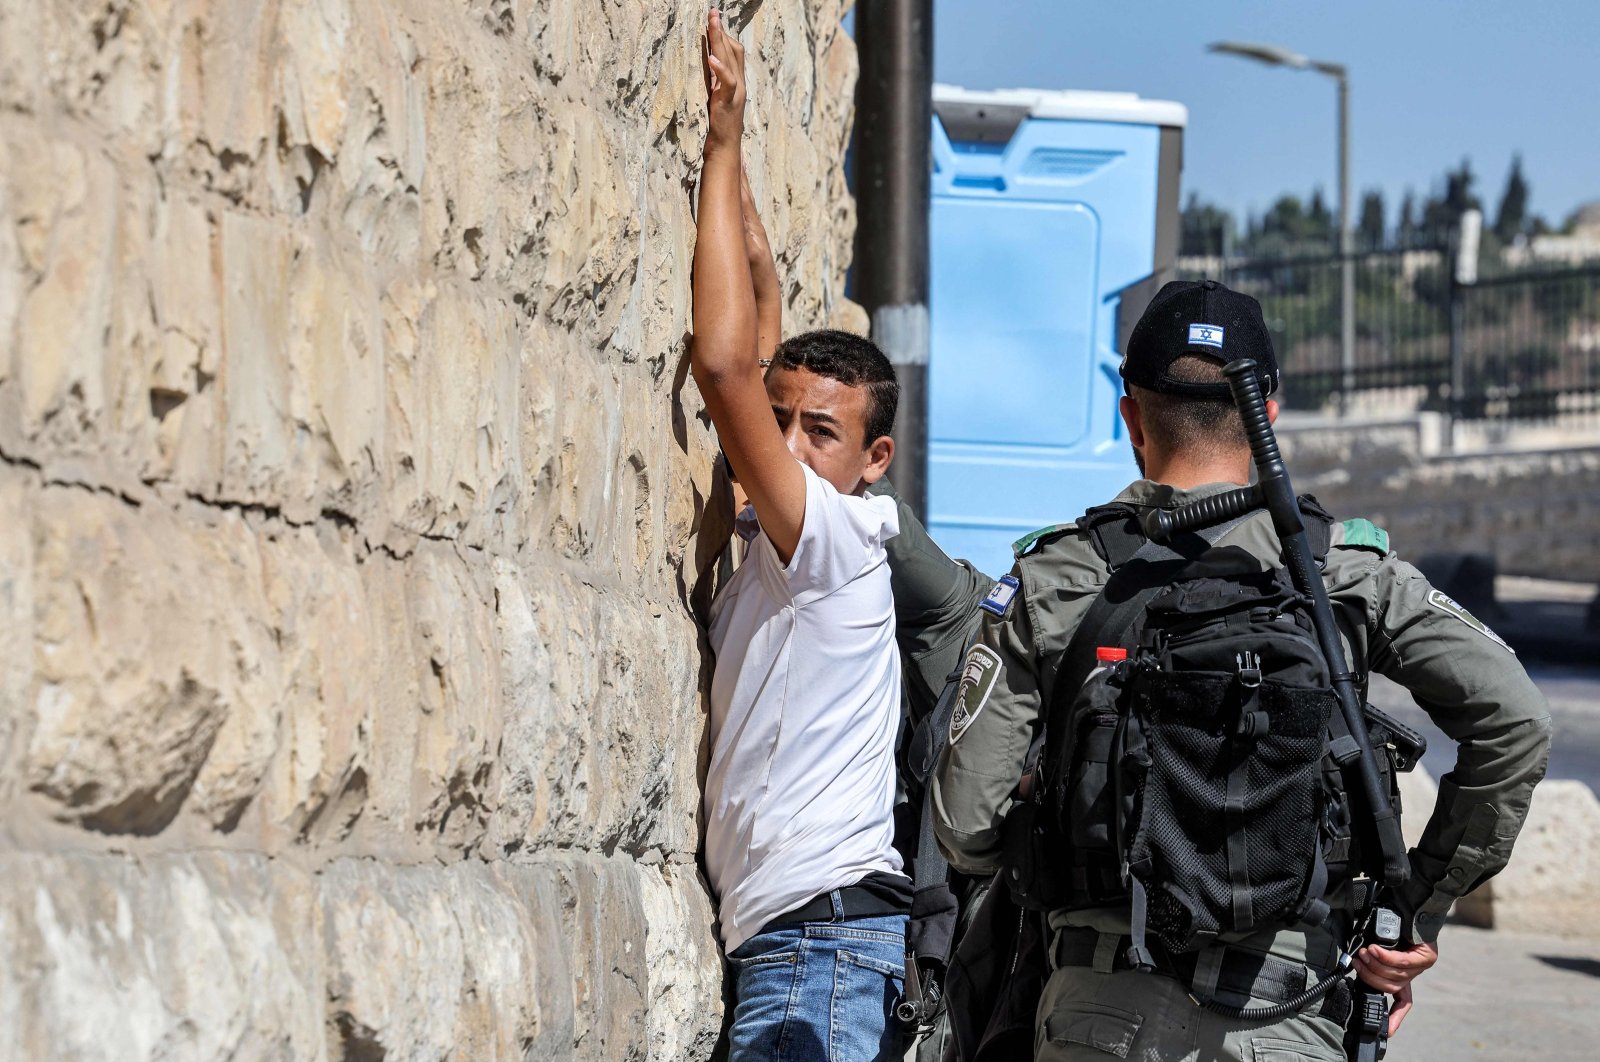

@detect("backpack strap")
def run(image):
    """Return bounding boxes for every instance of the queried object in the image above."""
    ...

[1079,503,1145,570]
[1298,493,1336,560]
[899,624,982,1022]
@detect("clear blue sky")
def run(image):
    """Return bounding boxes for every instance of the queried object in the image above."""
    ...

[920,0,1600,230]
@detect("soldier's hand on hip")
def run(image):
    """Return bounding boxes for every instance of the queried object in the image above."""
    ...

[1354,939,1439,993]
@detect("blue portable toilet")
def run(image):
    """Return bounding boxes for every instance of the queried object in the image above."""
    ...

[927,86,1187,577]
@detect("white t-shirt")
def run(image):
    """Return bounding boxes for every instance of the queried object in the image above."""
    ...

[704,463,905,952]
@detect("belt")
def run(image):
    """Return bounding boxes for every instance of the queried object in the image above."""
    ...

[1051,928,1353,1026]
[758,886,909,937]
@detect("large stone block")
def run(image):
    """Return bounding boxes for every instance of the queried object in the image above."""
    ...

[319,854,721,1060]
[485,564,705,858]
[0,467,34,802]
[0,851,325,1061]
[22,485,281,836]
[1281,418,1600,583]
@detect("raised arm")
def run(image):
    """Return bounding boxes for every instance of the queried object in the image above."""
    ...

[740,166,782,367]
[693,11,805,561]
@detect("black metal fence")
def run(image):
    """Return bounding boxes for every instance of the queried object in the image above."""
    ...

[1178,250,1600,429]
[1454,267,1600,424]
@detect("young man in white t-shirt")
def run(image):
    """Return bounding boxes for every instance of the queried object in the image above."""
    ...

[694,12,911,1060]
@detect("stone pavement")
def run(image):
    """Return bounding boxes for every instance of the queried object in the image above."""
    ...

[1388,923,1600,1061]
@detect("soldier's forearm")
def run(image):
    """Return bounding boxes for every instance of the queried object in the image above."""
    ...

[1402,710,1552,941]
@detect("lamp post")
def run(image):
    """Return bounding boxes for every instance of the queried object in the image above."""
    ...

[1209,41,1354,410]
[857,0,934,515]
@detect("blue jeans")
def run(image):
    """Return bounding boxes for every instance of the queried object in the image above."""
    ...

[727,906,908,1062]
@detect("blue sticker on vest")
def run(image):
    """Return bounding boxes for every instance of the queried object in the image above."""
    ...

[979,574,1020,617]
[1189,323,1225,348]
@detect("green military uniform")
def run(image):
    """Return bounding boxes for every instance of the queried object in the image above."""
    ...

[870,478,995,726]
[869,478,995,1062]
[931,479,1553,1062]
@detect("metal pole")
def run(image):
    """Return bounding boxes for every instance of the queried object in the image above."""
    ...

[853,0,932,517]
[1337,72,1355,414]
[1447,272,1464,453]
[1445,211,1482,453]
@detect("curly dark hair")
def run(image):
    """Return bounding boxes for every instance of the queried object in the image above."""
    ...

[768,329,900,445]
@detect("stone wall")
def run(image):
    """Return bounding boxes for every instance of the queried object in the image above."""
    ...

[1278,416,1600,584]
[0,2,860,1057]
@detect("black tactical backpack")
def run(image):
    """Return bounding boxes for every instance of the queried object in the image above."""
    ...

[1001,499,1423,968]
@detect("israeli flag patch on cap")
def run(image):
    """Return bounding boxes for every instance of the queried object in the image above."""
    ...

[1189,323,1225,348]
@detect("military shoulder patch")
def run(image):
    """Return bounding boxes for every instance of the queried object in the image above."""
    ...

[1427,589,1515,653]
[949,645,1002,745]
[1340,518,1390,554]
[1013,523,1075,559]
[979,574,1021,617]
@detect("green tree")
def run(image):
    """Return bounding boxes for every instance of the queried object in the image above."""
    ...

[1357,189,1386,250]
[1307,187,1334,244]
[1180,193,1235,256]
[1445,158,1481,216]
[1420,159,1481,245]
[1493,154,1529,243]
[1397,190,1418,247]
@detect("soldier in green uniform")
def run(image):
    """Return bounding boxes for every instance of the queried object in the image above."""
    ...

[931,281,1553,1061]
[870,476,994,724]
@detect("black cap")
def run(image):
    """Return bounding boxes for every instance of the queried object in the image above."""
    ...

[1120,279,1279,399]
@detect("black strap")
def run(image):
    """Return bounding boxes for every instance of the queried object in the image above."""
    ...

[908,625,980,868]
[760,884,910,934]
[907,769,960,967]
[908,628,975,789]
[902,626,982,975]
[1300,494,1336,560]
[1225,734,1255,933]
[1080,504,1144,570]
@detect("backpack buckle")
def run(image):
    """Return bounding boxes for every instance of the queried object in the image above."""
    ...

[1234,651,1262,688]
[1234,651,1269,737]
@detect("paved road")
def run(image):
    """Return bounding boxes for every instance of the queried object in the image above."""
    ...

[1389,925,1600,1061]
[1372,663,1600,794]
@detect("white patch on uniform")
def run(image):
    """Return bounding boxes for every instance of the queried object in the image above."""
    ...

[1426,589,1514,653]
[949,645,1003,745]
[1188,323,1225,349]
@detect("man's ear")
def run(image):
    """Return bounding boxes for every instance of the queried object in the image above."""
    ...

[859,434,895,486]
[1266,398,1280,425]
[1119,394,1146,450]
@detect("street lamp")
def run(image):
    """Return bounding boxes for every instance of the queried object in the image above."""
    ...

[1209,41,1355,410]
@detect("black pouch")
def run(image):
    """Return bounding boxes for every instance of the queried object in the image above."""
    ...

[1049,661,1139,910]
[999,792,1069,912]
[1128,669,1336,952]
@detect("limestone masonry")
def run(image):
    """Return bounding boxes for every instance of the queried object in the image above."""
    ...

[0,2,861,1057]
